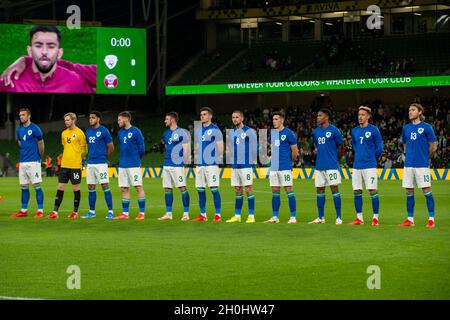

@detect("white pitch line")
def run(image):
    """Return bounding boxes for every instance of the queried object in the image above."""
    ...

[0,295,46,300]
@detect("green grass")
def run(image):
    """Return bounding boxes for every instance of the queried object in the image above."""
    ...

[0,178,449,300]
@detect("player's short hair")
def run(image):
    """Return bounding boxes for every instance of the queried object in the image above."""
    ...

[166,111,179,122]
[318,108,332,118]
[64,112,77,121]
[118,111,132,121]
[200,107,213,116]
[410,103,425,121]
[272,110,285,119]
[19,108,31,116]
[232,110,244,117]
[90,111,102,119]
[358,106,371,114]
[30,25,61,45]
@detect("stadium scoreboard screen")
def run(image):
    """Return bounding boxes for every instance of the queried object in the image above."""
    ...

[0,24,146,95]
[96,27,146,94]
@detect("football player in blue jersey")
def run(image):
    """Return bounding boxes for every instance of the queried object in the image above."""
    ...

[11,108,45,218]
[399,103,437,228]
[158,112,191,221]
[81,111,115,219]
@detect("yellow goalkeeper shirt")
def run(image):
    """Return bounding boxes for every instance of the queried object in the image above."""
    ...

[61,127,87,169]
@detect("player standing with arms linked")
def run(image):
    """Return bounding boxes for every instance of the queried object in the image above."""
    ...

[309,108,344,225]
[400,103,437,228]
[158,112,191,221]
[114,111,146,220]
[46,113,87,219]
[81,111,115,219]
[350,106,383,226]
[11,108,45,218]
[265,111,298,224]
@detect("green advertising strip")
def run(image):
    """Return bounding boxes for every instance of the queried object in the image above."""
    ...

[165,75,450,95]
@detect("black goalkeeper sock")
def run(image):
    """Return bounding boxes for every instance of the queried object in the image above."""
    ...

[74,190,81,213]
[53,190,64,212]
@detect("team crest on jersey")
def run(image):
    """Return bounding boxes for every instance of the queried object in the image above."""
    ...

[27,130,32,136]
[326,132,332,138]
[240,132,246,139]
[173,134,179,140]
[207,129,212,136]
[365,132,371,138]
[72,134,76,140]
[281,135,286,141]
[128,132,133,138]
[96,131,101,137]
[274,140,280,147]
[418,128,424,134]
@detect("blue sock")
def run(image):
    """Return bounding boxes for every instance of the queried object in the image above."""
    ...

[333,192,341,219]
[122,198,130,214]
[211,187,221,215]
[235,194,243,216]
[371,192,379,215]
[248,193,255,216]
[181,190,190,213]
[424,191,435,218]
[287,191,296,218]
[138,197,146,214]
[317,192,325,219]
[165,190,174,213]
[406,191,415,218]
[197,188,206,215]
[88,189,96,212]
[354,191,363,214]
[21,187,30,211]
[103,188,113,211]
[272,192,280,218]
[35,185,44,211]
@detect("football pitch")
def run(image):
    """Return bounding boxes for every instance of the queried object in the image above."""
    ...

[0,177,449,300]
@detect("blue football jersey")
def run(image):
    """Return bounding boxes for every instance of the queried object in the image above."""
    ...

[194,123,223,166]
[402,122,436,168]
[351,124,383,169]
[86,125,113,165]
[313,124,343,170]
[118,126,145,168]
[163,127,189,167]
[270,127,297,171]
[231,125,257,169]
[17,123,43,162]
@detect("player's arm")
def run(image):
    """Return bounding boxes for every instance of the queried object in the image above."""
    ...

[38,140,45,158]
[291,144,299,162]
[107,142,114,159]
[429,142,437,158]
[216,139,224,160]
[336,129,344,160]
[374,128,383,159]
[80,131,88,159]
[136,130,145,158]
[1,56,27,88]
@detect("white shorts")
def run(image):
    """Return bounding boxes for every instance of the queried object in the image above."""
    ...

[315,169,341,187]
[402,167,431,189]
[195,166,219,188]
[86,163,109,185]
[118,167,143,188]
[19,161,42,185]
[231,168,253,187]
[269,170,293,187]
[162,166,186,189]
[352,168,378,190]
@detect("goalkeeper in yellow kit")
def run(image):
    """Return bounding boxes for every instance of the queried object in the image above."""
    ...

[46,112,87,219]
